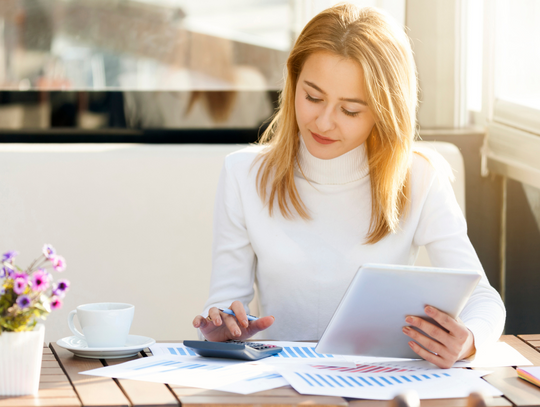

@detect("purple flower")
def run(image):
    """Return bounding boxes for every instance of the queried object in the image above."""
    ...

[0,266,7,278]
[42,244,56,259]
[50,296,62,310]
[53,279,70,297]
[0,286,5,296]
[13,272,29,282]
[2,250,18,263]
[50,255,66,272]
[16,294,31,309]
[31,269,50,292]
[13,277,27,295]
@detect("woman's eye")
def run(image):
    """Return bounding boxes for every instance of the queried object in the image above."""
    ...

[305,93,321,103]
[341,108,360,117]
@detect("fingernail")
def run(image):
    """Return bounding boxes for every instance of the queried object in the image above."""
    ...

[406,316,413,323]
[216,318,222,325]
[426,306,434,314]
[244,320,249,327]
[235,329,241,336]
[408,341,415,348]
[402,326,410,333]
[272,316,275,321]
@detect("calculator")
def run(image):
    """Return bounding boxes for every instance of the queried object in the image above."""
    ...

[183,340,283,361]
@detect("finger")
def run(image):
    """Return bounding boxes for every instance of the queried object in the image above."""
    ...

[223,314,242,337]
[246,315,275,336]
[424,306,460,333]
[208,307,223,326]
[405,315,449,344]
[408,341,453,369]
[230,301,249,328]
[193,315,207,329]
[402,326,447,359]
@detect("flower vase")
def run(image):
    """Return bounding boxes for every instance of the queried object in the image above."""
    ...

[0,324,45,396]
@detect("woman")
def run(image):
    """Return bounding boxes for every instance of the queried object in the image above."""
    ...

[192,4,505,368]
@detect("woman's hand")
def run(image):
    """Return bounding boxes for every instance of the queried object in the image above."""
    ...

[192,300,275,342]
[402,305,475,369]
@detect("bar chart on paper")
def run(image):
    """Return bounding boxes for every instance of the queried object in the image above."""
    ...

[295,371,451,388]
[276,364,503,399]
[269,345,333,359]
[311,363,415,373]
[149,341,337,360]
[81,355,289,394]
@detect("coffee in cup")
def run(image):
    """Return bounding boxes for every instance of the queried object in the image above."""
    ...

[67,303,134,348]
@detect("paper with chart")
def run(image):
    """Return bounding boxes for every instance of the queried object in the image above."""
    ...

[150,341,378,367]
[80,355,288,394]
[150,341,356,366]
[350,341,531,369]
[275,364,502,400]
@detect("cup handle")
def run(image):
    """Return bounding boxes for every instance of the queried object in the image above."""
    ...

[68,310,85,341]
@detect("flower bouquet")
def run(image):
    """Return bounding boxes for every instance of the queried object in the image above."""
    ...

[0,244,70,396]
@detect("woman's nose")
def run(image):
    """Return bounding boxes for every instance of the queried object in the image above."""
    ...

[315,106,336,133]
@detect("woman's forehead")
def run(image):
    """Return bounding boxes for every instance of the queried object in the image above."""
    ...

[299,52,367,100]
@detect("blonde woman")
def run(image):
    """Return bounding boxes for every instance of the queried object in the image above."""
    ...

[192,4,505,368]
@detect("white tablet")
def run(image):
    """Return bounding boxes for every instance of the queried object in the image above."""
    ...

[315,263,481,358]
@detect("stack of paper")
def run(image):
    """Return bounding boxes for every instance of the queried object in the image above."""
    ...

[79,340,530,400]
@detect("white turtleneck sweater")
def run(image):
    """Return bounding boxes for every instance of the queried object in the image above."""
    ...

[201,139,505,348]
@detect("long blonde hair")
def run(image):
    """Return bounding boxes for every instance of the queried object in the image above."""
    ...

[256,4,418,244]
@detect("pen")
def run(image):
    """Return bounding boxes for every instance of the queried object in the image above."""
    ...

[218,308,259,321]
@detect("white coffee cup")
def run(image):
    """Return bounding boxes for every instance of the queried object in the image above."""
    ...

[68,303,134,348]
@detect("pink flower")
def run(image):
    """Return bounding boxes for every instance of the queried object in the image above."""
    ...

[50,255,66,272]
[42,244,56,259]
[31,269,50,292]
[13,277,27,295]
[51,296,62,310]
[13,272,28,282]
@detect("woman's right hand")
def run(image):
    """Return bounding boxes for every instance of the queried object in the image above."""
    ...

[192,300,275,342]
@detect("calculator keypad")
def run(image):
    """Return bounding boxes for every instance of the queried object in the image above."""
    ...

[226,341,278,350]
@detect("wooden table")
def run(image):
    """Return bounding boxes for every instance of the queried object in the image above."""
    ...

[2,335,540,407]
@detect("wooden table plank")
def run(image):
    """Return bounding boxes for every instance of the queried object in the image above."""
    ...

[524,341,540,349]
[177,395,348,406]
[476,366,540,407]
[103,355,179,406]
[519,335,540,342]
[499,336,540,366]
[50,342,130,407]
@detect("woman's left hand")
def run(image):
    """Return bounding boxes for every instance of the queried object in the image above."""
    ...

[402,305,475,369]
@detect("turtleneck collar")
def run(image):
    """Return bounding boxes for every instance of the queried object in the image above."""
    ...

[296,134,369,185]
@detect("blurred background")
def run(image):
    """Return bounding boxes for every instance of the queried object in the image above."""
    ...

[0,0,539,338]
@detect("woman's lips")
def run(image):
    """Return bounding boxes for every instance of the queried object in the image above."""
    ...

[310,131,337,145]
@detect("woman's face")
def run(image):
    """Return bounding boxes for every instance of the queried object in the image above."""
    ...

[295,51,376,160]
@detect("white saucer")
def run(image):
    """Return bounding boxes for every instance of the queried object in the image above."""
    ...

[56,335,156,359]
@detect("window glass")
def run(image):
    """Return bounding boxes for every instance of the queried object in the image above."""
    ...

[0,0,289,91]
[496,0,540,110]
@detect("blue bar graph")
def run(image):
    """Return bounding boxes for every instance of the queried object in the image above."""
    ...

[166,346,197,356]
[294,372,446,389]
[131,359,226,372]
[271,346,333,358]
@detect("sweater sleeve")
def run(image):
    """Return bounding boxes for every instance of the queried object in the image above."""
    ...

[198,157,257,339]
[413,161,506,349]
